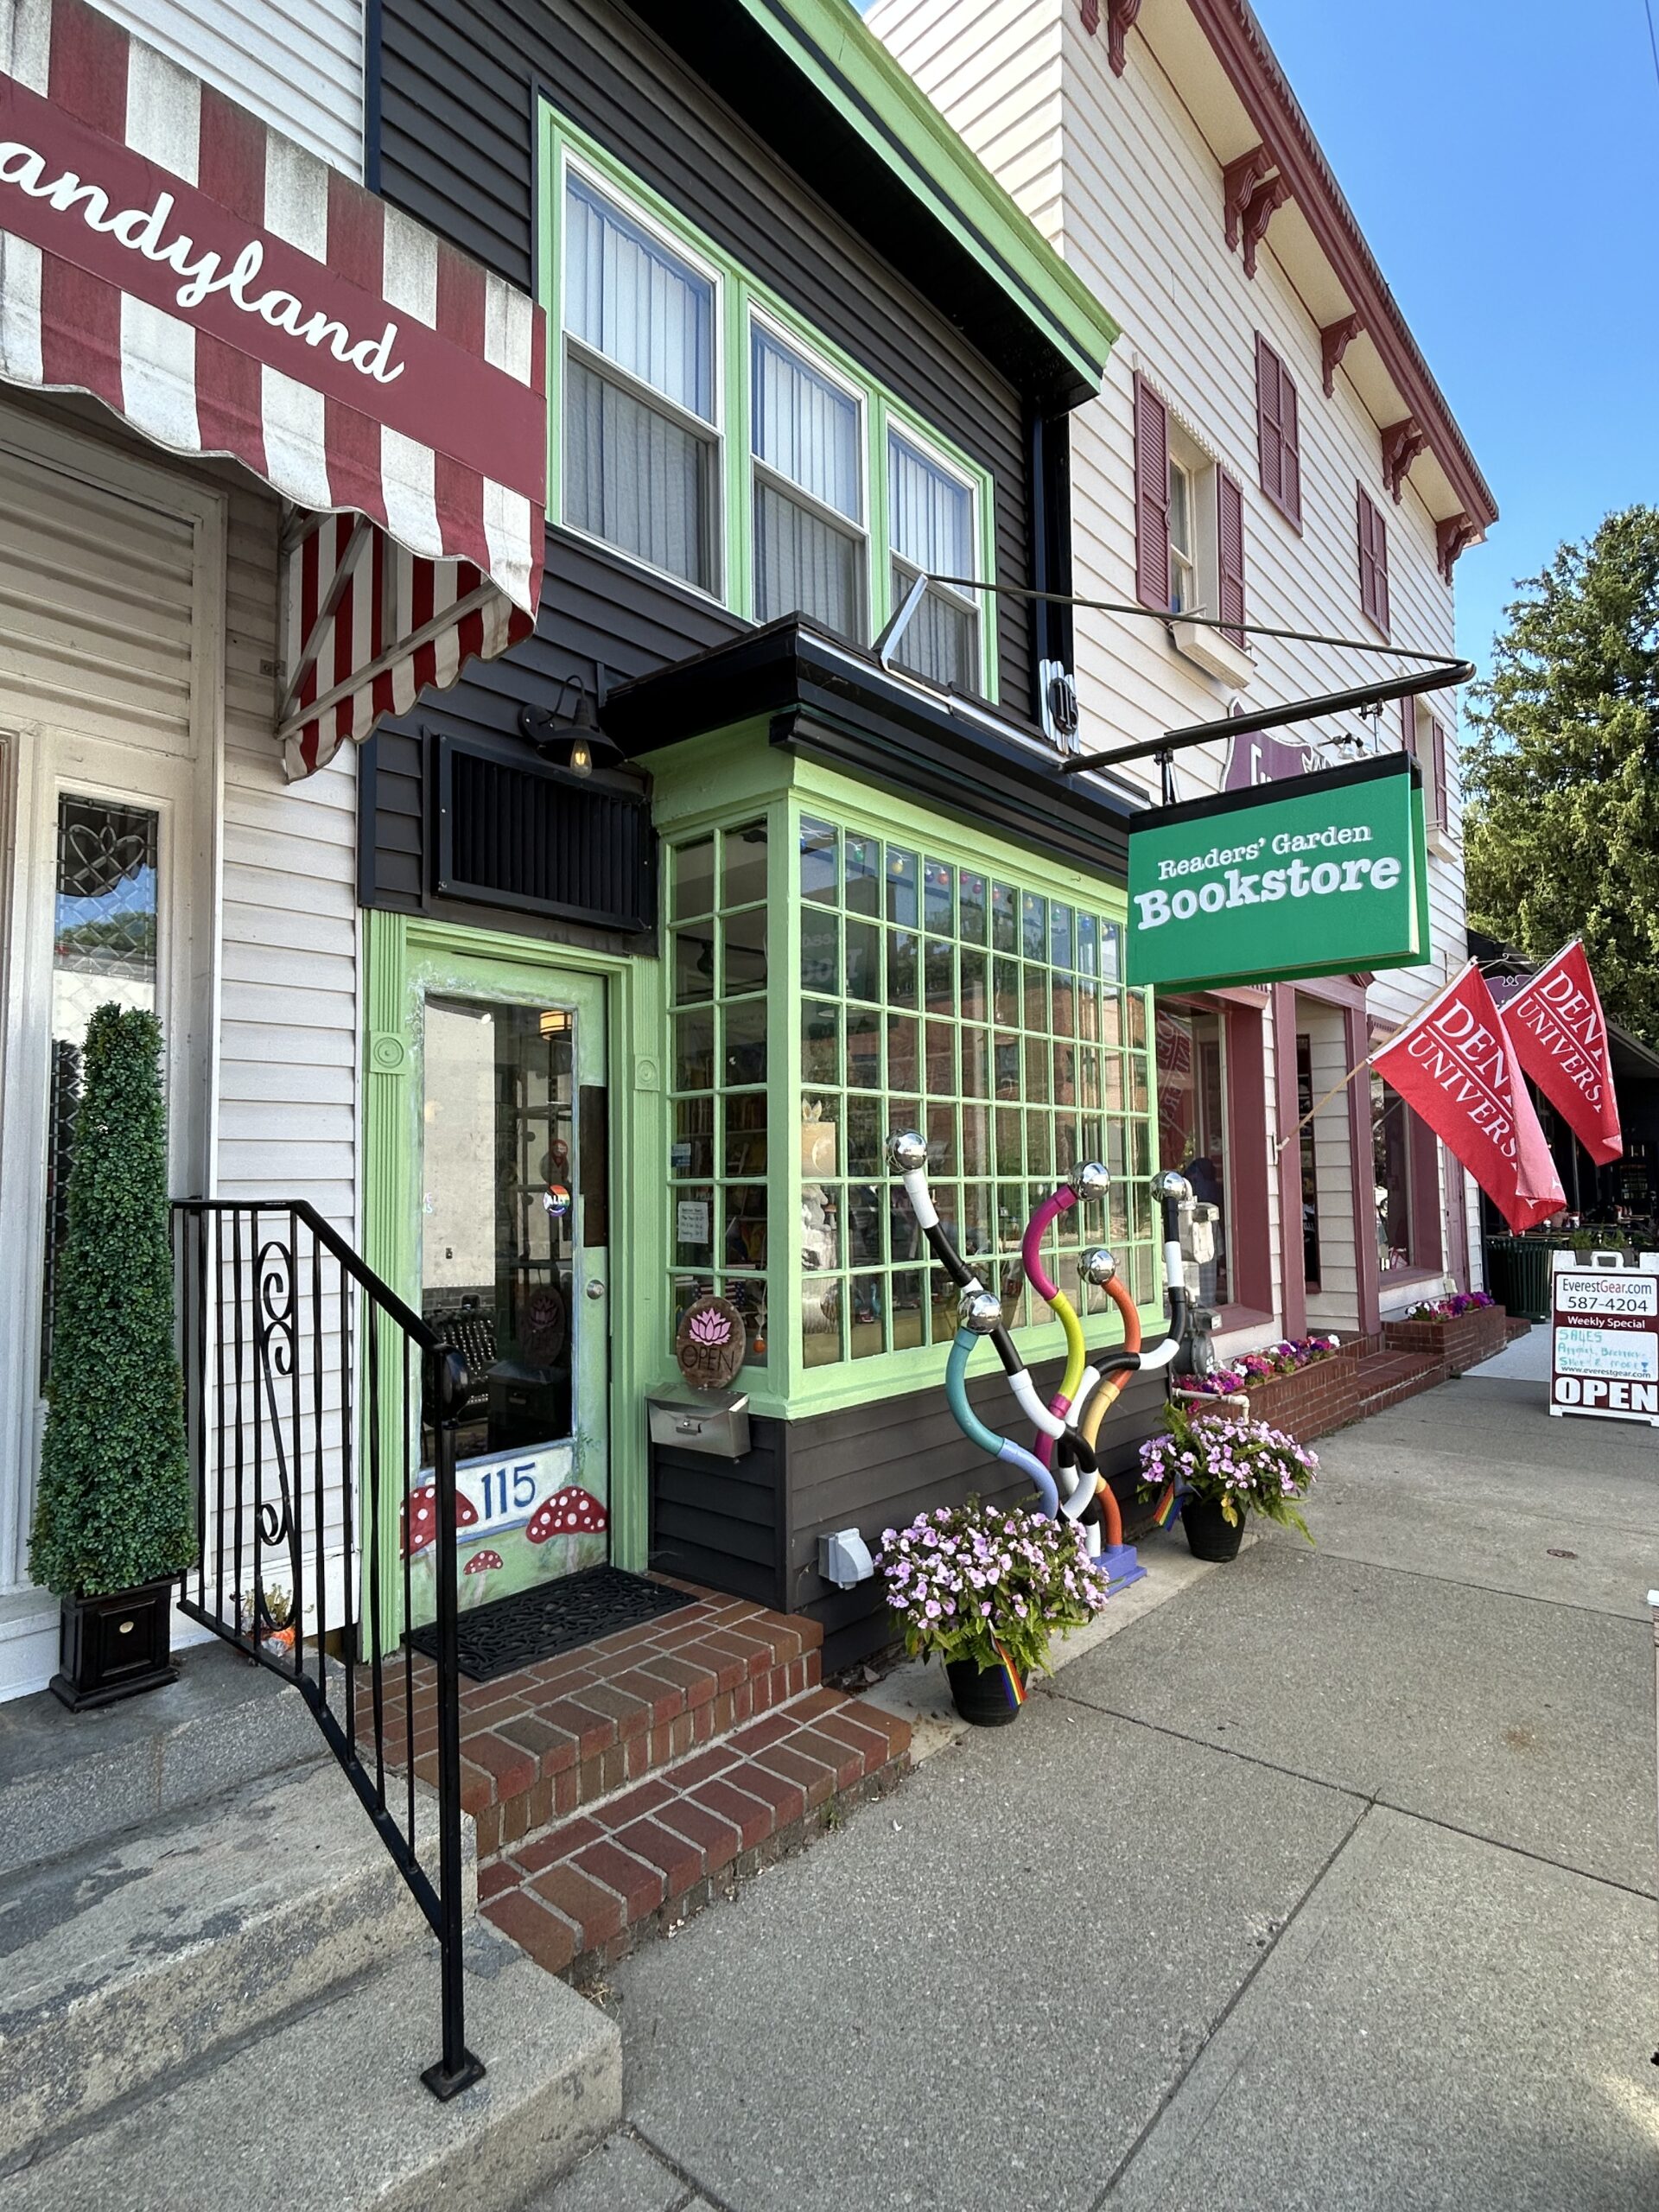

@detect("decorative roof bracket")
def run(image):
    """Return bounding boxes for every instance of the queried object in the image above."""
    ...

[1319,312,1363,397]
[1381,416,1428,503]
[1239,173,1290,277]
[1222,143,1276,252]
[1436,512,1479,584]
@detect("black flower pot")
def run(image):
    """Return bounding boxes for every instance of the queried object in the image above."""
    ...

[946,1656,1025,1727]
[1181,1492,1245,1563]
[51,1582,178,1711]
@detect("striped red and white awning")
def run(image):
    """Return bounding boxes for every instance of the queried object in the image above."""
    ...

[280,516,534,778]
[0,0,546,779]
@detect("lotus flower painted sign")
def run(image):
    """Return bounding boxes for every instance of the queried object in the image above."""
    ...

[1127,753,1430,991]
[675,1294,748,1391]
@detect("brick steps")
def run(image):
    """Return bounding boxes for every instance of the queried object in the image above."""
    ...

[1505,1316,1532,1343]
[479,1687,910,1983]
[1354,1347,1445,1417]
[361,1590,820,1859]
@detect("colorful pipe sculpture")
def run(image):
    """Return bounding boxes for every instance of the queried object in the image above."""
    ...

[887,1136,1194,1592]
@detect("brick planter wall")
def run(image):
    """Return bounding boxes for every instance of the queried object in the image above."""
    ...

[1176,1348,1362,1445]
[1382,1303,1509,1376]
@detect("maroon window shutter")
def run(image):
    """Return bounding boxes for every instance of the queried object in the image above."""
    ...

[1278,357,1301,526]
[1357,486,1389,635]
[1255,334,1281,507]
[1217,467,1245,643]
[1401,696,1417,759]
[1256,336,1300,527]
[1134,372,1170,610]
[1432,718,1449,828]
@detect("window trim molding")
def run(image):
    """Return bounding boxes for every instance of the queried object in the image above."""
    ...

[537,99,998,696]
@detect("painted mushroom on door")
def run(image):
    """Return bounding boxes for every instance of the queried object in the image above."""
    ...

[526,1484,608,1579]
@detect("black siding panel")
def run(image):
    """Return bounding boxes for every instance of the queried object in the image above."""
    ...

[645,1355,1168,1678]
[376,0,1033,713]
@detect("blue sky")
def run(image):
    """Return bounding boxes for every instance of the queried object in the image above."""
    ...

[861,1,1657,675]
[1249,0,1658,674]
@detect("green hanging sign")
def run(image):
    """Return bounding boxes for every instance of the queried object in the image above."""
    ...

[1126,753,1430,991]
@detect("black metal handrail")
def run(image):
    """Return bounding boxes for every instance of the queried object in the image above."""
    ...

[171,1198,480,2100]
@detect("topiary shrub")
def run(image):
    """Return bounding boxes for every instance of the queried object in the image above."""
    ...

[29,1004,195,1599]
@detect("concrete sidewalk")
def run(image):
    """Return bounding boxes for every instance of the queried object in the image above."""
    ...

[535,1371,1659,2212]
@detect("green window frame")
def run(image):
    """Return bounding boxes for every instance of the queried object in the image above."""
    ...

[537,101,999,698]
[660,772,1160,1418]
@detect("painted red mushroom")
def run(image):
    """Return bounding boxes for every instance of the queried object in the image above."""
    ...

[401,1483,480,1562]
[525,1484,608,1573]
[461,1548,505,1608]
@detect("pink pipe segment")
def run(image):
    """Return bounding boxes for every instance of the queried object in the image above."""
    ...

[1022,1189,1077,1467]
[1020,1190,1074,1303]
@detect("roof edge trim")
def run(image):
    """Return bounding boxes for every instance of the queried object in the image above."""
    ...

[734,0,1121,396]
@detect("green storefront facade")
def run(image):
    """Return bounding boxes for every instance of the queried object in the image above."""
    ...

[353,0,1154,1667]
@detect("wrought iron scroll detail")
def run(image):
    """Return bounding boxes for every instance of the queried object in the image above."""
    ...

[254,1237,299,1568]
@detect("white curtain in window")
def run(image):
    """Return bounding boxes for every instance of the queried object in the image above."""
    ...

[565,177,715,420]
[755,481,860,638]
[565,359,709,588]
[888,570,975,690]
[753,330,860,518]
[888,431,973,576]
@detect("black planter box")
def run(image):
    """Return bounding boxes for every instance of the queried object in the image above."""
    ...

[51,1581,178,1711]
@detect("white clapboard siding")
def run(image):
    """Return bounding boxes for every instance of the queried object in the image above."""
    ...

[90,0,365,177]
[217,475,359,1236]
[874,0,1480,1304]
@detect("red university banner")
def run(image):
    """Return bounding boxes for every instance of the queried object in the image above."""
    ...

[1498,942,1623,1167]
[1372,963,1565,1232]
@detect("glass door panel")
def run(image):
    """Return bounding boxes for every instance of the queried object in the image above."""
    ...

[411,975,608,1625]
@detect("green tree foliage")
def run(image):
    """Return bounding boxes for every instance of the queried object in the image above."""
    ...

[1464,506,1659,1044]
[29,1005,195,1598]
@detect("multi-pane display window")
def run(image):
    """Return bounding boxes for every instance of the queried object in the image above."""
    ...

[795,815,1156,1373]
[665,809,1155,1397]
[668,819,772,1368]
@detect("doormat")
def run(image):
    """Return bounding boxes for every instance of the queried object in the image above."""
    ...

[406,1565,698,1683]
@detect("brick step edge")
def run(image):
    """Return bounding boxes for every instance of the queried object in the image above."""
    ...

[1357,1363,1446,1416]
[479,1688,912,1984]
[359,1592,823,1861]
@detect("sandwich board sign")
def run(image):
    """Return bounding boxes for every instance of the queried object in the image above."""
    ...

[1126,753,1430,992]
[1548,1249,1659,1427]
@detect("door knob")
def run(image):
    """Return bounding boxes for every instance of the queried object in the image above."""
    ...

[585,1280,607,1300]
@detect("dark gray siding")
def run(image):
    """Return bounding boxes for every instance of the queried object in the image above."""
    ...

[374,0,1034,718]
[649,1357,1169,1676]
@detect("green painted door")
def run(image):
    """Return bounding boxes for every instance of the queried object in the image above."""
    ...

[410,963,610,1626]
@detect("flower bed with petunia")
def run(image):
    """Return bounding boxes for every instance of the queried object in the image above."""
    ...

[1383,1289,1507,1375]
[1173,1333,1361,1446]
[1179,1333,1343,1399]
[877,1501,1110,1682]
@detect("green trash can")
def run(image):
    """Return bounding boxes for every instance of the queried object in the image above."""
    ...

[1484,1234,1554,1324]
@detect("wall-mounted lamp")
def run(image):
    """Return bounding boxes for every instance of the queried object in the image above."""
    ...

[520,670,624,778]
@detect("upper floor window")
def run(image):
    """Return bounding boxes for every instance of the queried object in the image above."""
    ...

[563,175,721,595]
[1167,454,1198,613]
[887,429,981,691]
[544,114,995,691]
[752,324,867,642]
[1134,372,1247,645]
[1255,334,1301,531]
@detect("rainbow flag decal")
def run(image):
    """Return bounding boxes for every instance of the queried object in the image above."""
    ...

[992,1639,1028,1707]
[1148,1482,1181,1531]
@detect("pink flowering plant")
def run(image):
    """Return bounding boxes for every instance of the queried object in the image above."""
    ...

[1407,1291,1496,1321]
[1138,1402,1317,1541]
[877,1500,1110,1680]
[1182,1333,1340,1397]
